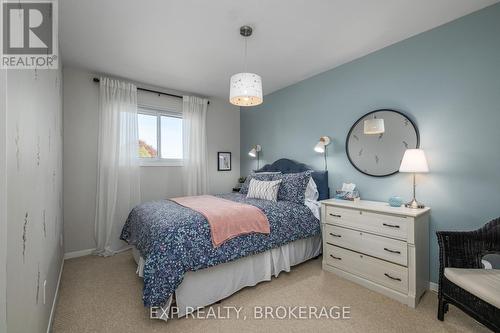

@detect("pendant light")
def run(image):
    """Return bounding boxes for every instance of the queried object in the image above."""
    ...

[364,115,385,135]
[229,26,263,106]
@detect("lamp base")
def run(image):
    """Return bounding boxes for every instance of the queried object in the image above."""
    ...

[405,198,425,209]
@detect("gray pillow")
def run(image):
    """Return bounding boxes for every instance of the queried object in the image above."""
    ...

[246,179,282,202]
[482,253,500,269]
[240,172,280,194]
[274,171,313,204]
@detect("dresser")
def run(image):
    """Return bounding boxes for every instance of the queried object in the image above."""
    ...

[321,199,430,307]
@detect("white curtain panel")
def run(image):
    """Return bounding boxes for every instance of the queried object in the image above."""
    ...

[94,77,141,256]
[182,96,209,196]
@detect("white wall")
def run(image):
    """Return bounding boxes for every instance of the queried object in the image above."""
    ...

[62,69,99,252]
[5,65,64,333]
[206,97,241,194]
[63,67,240,253]
[0,69,7,333]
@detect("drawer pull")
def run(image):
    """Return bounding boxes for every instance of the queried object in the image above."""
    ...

[384,273,401,281]
[329,254,342,260]
[329,213,342,218]
[382,223,400,229]
[383,248,401,254]
[329,233,342,238]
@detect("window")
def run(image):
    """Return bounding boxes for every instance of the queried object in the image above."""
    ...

[138,107,183,166]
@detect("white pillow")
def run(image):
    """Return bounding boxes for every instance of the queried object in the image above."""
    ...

[254,171,281,175]
[305,177,319,201]
[246,179,282,202]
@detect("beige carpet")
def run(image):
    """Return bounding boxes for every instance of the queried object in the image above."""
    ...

[52,251,489,333]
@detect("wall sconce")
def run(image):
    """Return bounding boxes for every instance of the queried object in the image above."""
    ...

[314,136,331,170]
[248,145,262,169]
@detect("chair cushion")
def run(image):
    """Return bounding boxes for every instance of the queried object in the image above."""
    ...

[444,268,500,308]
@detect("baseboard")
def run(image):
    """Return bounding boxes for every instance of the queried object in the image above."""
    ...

[63,248,95,260]
[46,259,64,333]
[429,281,438,293]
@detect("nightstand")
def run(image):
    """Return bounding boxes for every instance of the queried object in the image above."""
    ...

[321,199,430,307]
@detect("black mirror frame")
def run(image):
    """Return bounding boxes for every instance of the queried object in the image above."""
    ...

[345,109,420,177]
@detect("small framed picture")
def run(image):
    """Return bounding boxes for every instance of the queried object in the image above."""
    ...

[218,152,231,171]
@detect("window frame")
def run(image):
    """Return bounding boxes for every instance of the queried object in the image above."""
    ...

[138,106,183,167]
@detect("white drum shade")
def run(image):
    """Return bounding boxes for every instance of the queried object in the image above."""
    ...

[229,73,263,106]
[364,118,385,134]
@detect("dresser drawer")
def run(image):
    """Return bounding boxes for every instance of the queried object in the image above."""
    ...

[325,205,409,240]
[324,244,408,294]
[324,224,408,266]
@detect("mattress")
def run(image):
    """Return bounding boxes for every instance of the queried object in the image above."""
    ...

[132,234,322,318]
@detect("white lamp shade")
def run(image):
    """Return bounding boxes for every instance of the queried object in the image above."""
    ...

[364,118,385,134]
[314,143,325,153]
[399,149,429,173]
[314,136,331,153]
[230,73,263,106]
[248,145,261,157]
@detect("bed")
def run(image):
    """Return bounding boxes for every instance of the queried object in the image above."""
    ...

[120,159,329,319]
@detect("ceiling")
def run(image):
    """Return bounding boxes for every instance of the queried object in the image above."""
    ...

[60,0,498,99]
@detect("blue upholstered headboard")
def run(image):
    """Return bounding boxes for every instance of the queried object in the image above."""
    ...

[255,158,330,200]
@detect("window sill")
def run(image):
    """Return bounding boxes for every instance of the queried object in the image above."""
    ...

[140,159,183,167]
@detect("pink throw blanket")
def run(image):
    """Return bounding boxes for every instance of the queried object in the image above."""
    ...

[170,195,270,247]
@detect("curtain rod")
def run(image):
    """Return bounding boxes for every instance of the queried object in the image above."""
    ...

[92,78,209,104]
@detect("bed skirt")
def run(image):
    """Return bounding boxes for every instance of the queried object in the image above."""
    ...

[132,235,322,319]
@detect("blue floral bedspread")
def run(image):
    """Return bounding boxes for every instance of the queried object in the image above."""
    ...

[120,193,320,307]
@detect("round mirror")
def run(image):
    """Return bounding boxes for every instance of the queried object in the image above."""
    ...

[346,109,419,177]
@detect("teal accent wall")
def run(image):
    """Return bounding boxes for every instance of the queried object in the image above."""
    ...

[241,4,500,283]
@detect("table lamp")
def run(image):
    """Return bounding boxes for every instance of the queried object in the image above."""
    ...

[399,149,429,209]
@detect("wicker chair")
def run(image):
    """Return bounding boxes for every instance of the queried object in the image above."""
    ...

[436,218,500,332]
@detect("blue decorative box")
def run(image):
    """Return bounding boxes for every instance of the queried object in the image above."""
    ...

[388,196,403,207]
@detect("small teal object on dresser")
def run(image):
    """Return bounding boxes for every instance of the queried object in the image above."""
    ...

[388,196,403,207]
